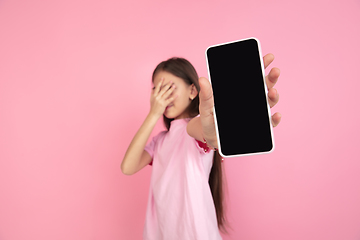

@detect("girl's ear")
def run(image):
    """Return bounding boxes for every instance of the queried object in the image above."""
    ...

[189,84,198,100]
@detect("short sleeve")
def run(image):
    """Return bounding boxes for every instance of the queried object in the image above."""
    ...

[144,137,156,159]
[144,131,166,165]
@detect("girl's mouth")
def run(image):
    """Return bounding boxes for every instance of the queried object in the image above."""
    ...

[166,104,173,110]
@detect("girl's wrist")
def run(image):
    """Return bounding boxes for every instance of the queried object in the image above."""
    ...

[147,111,162,122]
[202,136,218,151]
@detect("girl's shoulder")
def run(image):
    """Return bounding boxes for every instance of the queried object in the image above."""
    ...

[152,130,167,142]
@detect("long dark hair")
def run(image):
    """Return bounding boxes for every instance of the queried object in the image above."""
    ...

[152,57,229,233]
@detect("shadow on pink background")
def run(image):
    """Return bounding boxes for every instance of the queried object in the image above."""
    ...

[1,0,359,239]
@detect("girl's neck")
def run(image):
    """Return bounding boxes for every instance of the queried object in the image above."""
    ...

[174,113,190,120]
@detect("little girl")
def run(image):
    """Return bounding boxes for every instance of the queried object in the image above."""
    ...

[121,57,281,239]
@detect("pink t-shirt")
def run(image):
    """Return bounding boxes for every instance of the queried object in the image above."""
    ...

[143,118,222,240]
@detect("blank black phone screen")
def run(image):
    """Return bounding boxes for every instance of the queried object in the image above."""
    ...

[206,38,273,156]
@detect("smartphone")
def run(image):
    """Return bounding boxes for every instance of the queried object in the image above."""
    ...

[205,37,274,158]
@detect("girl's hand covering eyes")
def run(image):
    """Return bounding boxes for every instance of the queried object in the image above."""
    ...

[149,78,178,118]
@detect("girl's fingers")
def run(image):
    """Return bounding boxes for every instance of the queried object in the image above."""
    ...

[268,88,279,108]
[154,77,164,95]
[159,81,174,97]
[165,94,178,105]
[162,83,176,100]
[265,67,280,90]
[263,53,274,69]
[271,112,282,128]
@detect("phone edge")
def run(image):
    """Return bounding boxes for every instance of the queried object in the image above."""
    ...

[205,37,276,159]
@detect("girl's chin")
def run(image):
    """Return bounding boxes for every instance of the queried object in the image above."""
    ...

[164,107,188,119]
[164,113,176,119]
[164,111,180,120]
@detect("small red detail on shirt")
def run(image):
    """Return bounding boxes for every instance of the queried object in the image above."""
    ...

[196,140,210,152]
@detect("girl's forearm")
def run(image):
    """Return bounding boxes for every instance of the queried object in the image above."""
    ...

[187,116,218,149]
[121,113,159,174]
[187,116,203,141]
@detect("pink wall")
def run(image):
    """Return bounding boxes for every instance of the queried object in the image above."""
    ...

[1,0,359,239]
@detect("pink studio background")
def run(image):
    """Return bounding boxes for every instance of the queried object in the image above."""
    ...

[1,0,359,239]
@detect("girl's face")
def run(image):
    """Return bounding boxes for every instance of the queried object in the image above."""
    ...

[153,71,198,120]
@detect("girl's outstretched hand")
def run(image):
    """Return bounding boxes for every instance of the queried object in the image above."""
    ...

[198,53,282,148]
[263,53,281,127]
[149,77,177,118]
[198,77,218,149]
